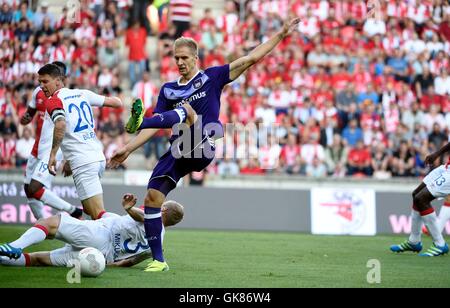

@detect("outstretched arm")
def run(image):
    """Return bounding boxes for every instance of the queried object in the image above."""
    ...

[103,97,123,108]
[425,142,450,166]
[108,251,152,267]
[229,18,300,81]
[122,193,145,222]
[108,128,158,168]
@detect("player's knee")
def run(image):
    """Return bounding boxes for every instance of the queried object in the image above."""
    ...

[24,184,33,198]
[27,182,44,199]
[145,190,165,207]
[412,194,428,211]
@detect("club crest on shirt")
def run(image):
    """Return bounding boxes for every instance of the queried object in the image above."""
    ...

[193,79,203,89]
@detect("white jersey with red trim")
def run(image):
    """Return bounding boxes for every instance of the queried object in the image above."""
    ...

[29,87,63,161]
[45,88,106,170]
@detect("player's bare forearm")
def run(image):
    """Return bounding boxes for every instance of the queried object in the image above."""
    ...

[51,119,66,157]
[126,128,159,152]
[435,142,450,157]
[229,18,300,81]
[126,207,145,223]
[103,97,123,108]
[425,142,450,166]
[108,251,152,267]
[20,107,37,125]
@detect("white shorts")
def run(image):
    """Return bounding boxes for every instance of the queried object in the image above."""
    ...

[51,213,111,267]
[423,165,450,198]
[72,161,106,201]
[49,244,81,267]
[23,156,54,188]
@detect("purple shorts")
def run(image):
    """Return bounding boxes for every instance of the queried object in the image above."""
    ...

[148,134,215,195]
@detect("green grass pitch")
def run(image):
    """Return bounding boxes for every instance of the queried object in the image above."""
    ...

[0,225,449,288]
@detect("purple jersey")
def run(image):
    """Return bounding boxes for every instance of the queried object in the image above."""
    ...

[154,64,231,135]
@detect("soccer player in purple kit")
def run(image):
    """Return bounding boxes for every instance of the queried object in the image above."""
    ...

[109,18,301,272]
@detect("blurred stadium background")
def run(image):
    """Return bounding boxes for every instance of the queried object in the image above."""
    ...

[0,0,450,287]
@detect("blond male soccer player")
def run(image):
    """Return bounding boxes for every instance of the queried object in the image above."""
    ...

[110,18,301,271]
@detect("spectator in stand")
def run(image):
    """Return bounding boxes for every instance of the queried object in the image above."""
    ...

[13,1,34,24]
[342,118,363,147]
[414,65,434,99]
[423,103,446,133]
[413,140,430,178]
[402,102,425,131]
[439,11,450,42]
[336,82,357,112]
[390,140,415,177]
[259,134,282,172]
[434,69,450,96]
[324,134,348,177]
[305,156,327,178]
[280,133,302,174]
[98,39,120,70]
[125,20,147,87]
[428,122,447,151]
[371,142,391,179]
[169,0,193,38]
[74,17,96,46]
[363,16,386,37]
[201,24,224,51]
[0,114,18,136]
[132,71,158,111]
[387,49,410,83]
[33,1,55,30]
[347,140,372,177]
[0,3,13,24]
[217,158,240,177]
[15,126,34,168]
[301,132,325,166]
[198,8,215,32]
[0,126,16,169]
[240,157,264,175]
[14,17,33,46]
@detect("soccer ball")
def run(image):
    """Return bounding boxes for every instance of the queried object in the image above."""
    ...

[78,247,106,277]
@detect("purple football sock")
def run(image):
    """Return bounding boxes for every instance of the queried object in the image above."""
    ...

[139,107,187,129]
[144,207,164,262]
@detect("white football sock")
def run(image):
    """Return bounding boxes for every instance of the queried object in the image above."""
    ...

[27,198,46,220]
[409,209,422,244]
[40,189,75,214]
[438,205,450,233]
[422,211,446,247]
[0,255,27,266]
[10,227,47,249]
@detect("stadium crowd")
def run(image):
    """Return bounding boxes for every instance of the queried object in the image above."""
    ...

[1,0,450,181]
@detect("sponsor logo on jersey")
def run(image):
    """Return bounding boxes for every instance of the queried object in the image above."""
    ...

[63,94,82,100]
[177,91,206,106]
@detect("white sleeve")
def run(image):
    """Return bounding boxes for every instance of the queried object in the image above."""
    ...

[81,89,105,107]
[29,87,41,109]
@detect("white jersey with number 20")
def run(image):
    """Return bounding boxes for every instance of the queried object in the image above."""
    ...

[45,88,106,170]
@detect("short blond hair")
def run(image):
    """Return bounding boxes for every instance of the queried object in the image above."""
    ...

[174,36,198,56]
[162,200,184,227]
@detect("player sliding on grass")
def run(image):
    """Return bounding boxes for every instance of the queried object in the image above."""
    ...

[109,18,301,272]
[0,194,183,268]
[390,142,450,256]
